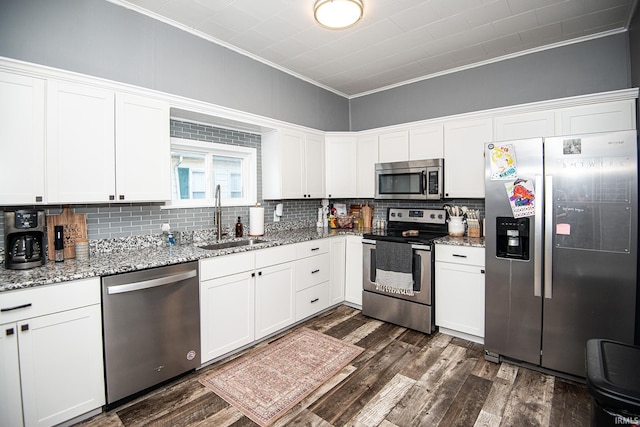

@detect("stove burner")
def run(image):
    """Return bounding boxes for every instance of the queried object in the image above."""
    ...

[363,207,448,245]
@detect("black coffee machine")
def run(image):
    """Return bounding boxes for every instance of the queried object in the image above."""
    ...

[4,210,46,269]
[496,216,530,260]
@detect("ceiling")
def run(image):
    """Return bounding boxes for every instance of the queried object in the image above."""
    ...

[112,0,638,98]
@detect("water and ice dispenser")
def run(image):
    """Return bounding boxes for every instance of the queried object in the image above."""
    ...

[496,217,530,260]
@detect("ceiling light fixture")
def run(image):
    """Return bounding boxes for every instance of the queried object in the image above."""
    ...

[314,0,363,30]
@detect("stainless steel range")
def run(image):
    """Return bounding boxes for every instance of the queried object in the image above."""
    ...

[362,207,448,334]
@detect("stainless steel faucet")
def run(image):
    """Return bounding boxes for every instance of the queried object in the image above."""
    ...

[215,184,222,241]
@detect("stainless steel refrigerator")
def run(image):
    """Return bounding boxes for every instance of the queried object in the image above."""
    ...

[484,130,638,377]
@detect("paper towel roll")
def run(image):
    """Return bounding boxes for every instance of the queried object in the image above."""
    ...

[249,207,264,236]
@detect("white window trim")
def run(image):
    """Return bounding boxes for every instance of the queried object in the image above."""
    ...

[165,137,257,208]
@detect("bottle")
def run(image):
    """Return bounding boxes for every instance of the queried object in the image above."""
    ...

[167,232,175,246]
[54,225,64,262]
[235,217,243,237]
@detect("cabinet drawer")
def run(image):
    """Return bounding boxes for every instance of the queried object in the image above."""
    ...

[295,239,329,259]
[0,278,100,324]
[295,253,330,291]
[295,281,330,321]
[200,252,255,280]
[255,244,297,269]
[435,244,485,266]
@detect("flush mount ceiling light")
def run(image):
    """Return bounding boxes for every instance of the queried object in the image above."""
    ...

[314,0,364,30]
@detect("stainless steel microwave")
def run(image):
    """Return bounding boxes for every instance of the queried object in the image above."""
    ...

[375,159,444,200]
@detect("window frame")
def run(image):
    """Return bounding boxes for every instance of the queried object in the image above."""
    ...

[167,137,257,208]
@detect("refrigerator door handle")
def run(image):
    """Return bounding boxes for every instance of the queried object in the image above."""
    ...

[534,175,544,297]
[544,175,553,299]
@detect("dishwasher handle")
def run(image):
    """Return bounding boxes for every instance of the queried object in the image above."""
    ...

[106,269,197,295]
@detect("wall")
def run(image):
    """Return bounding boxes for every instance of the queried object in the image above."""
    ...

[0,0,349,132]
[349,33,632,131]
[631,5,640,88]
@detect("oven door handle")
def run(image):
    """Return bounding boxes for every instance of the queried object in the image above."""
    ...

[412,252,422,292]
[370,248,377,282]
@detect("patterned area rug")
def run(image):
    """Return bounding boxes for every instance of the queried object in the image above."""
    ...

[200,327,364,426]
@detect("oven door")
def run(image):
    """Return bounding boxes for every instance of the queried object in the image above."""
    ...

[362,241,432,305]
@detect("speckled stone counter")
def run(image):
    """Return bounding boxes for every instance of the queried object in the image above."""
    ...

[434,235,485,248]
[0,227,362,292]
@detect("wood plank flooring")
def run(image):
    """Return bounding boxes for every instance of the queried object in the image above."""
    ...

[75,305,591,426]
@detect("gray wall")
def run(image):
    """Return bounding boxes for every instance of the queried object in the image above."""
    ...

[0,0,350,131]
[349,33,632,131]
[631,6,640,88]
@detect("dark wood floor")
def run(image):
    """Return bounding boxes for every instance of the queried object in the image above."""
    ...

[76,305,591,426]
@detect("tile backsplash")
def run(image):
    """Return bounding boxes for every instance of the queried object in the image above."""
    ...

[0,119,484,250]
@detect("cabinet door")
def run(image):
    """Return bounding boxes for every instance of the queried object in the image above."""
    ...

[344,236,363,306]
[494,111,555,141]
[19,305,105,427]
[200,272,254,363]
[329,237,346,305]
[325,135,357,198]
[0,322,23,427]
[115,93,170,202]
[409,125,444,160]
[378,130,409,163]
[46,80,115,203]
[558,100,635,135]
[304,133,325,198]
[356,134,378,198]
[443,118,492,198]
[280,129,305,199]
[0,72,45,205]
[255,262,295,339]
[435,262,485,339]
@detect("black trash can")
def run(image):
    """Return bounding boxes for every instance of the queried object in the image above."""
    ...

[586,339,640,427]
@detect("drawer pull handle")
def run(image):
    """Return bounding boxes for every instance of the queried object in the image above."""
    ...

[1,303,32,312]
[310,298,319,303]
[311,269,320,274]
[311,247,320,251]
[452,254,467,258]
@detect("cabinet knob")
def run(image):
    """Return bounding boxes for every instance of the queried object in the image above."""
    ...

[5,328,14,336]
[251,272,256,277]
[258,271,262,276]
[481,269,485,274]
[119,195,125,200]
[109,195,115,201]
[20,324,29,332]
[35,195,43,202]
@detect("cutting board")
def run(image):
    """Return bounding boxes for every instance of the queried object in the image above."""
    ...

[46,207,87,260]
[361,202,374,229]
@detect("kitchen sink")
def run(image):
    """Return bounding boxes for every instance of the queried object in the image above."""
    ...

[199,239,267,250]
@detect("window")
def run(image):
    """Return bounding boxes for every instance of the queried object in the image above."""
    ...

[169,138,257,207]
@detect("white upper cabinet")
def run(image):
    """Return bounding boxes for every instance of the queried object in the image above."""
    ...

[356,134,378,199]
[409,125,444,160]
[0,72,46,205]
[557,99,636,135]
[262,128,325,199]
[378,130,409,163]
[493,110,556,141]
[46,80,116,203]
[325,134,357,198]
[443,118,493,199]
[115,93,170,202]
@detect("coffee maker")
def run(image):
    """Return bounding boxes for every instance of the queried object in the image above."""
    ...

[4,210,46,269]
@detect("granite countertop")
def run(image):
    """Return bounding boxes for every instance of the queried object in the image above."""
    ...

[434,235,486,248]
[0,227,362,293]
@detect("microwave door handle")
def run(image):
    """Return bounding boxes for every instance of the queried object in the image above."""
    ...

[422,171,427,195]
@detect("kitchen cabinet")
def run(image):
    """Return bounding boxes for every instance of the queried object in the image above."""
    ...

[435,244,485,343]
[200,252,255,363]
[557,99,636,135]
[255,261,296,339]
[46,80,116,203]
[356,134,379,198]
[409,125,444,160]
[329,237,346,305]
[262,128,325,199]
[344,236,363,306]
[378,130,409,163]
[115,93,171,202]
[443,118,492,198]
[295,239,331,321]
[325,134,357,198]
[0,72,45,205]
[0,278,105,427]
[494,110,555,141]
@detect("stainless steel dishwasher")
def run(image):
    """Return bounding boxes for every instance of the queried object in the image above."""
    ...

[101,262,200,406]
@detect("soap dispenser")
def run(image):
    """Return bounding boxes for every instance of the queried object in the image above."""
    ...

[235,217,243,237]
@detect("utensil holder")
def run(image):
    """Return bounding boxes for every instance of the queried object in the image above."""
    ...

[448,216,465,237]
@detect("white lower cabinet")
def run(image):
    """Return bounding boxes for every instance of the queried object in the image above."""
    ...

[329,237,346,305]
[344,236,363,306]
[294,240,331,321]
[435,244,485,343]
[0,278,105,427]
[255,261,296,339]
